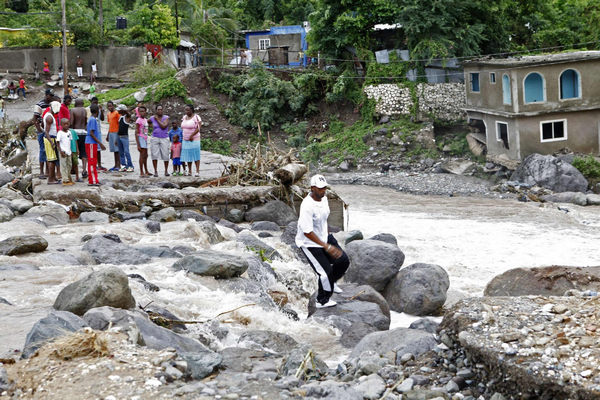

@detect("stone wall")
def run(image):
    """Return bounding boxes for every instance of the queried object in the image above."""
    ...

[0,46,145,79]
[364,82,466,121]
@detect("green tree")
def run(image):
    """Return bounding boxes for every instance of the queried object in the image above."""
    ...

[128,2,178,47]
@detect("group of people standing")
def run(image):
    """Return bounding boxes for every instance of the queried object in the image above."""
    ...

[36,90,203,186]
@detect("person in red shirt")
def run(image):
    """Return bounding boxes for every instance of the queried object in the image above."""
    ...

[59,95,71,122]
[17,77,26,101]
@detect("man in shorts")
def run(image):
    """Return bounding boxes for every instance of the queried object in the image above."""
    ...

[34,89,55,179]
[70,98,88,178]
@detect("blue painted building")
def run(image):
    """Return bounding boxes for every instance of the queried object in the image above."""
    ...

[241,25,308,67]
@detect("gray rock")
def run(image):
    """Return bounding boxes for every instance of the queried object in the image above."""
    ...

[128,274,160,292]
[0,364,9,392]
[0,235,48,256]
[226,208,244,223]
[587,194,600,206]
[24,204,69,226]
[114,211,146,221]
[483,265,600,296]
[281,221,305,259]
[237,330,298,354]
[258,232,273,238]
[350,328,437,362]
[244,200,297,226]
[83,306,210,354]
[333,230,364,247]
[53,267,136,315]
[140,206,153,216]
[541,192,588,206]
[180,209,213,222]
[0,263,40,271]
[142,303,186,332]
[395,378,414,393]
[490,393,507,400]
[146,220,161,233]
[0,204,14,222]
[136,246,182,258]
[237,230,281,260]
[251,221,281,231]
[280,344,329,377]
[367,233,398,246]
[339,161,350,171]
[5,149,27,167]
[510,153,588,192]
[0,296,12,305]
[220,347,281,373]
[309,298,390,348]
[301,381,362,400]
[354,374,386,400]
[245,255,277,287]
[345,240,405,292]
[172,251,249,278]
[409,318,440,334]
[22,310,88,358]
[79,211,109,223]
[218,218,243,233]
[0,171,14,187]
[222,278,277,309]
[149,207,177,222]
[180,351,223,380]
[172,245,195,255]
[195,221,224,244]
[384,263,449,316]
[82,236,151,265]
[8,198,33,214]
[308,283,390,320]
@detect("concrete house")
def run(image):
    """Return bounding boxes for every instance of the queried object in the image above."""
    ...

[241,25,308,67]
[463,51,600,162]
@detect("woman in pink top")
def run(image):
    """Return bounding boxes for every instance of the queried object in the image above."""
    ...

[180,104,202,177]
[135,106,150,177]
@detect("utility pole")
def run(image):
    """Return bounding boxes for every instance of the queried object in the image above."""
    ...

[61,0,68,97]
[174,0,180,68]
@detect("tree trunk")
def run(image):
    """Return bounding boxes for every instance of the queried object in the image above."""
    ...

[99,0,103,40]
[274,163,308,185]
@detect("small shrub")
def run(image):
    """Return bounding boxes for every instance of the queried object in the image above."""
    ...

[130,63,176,87]
[572,156,600,185]
[201,138,231,155]
[152,77,189,102]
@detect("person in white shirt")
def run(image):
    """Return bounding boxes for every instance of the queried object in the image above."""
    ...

[296,174,349,308]
[56,118,74,186]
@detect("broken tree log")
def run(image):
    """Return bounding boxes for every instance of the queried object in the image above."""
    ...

[273,163,308,185]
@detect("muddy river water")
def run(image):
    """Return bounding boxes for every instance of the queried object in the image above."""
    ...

[1,183,600,365]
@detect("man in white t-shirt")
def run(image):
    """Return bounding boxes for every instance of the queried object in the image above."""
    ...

[295,174,349,308]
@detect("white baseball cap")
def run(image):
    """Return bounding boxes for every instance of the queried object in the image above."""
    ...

[310,174,328,188]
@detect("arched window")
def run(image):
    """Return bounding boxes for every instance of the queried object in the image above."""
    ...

[560,69,580,99]
[524,72,545,103]
[502,74,511,105]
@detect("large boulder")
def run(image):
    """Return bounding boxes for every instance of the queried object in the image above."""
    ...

[484,265,600,296]
[83,307,213,356]
[510,154,588,193]
[237,230,281,260]
[309,290,390,348]
[0,235,48,256]
[8,198,34,214]
[0,170,14,187]
[172,251,249,278]
[82,235,151,265]
[308,283,390,320]
[367,233,398,246]
[540,192,587,206]
[244,200,297,226]
[251,221,280,231]
[345,240,405,292]
[349,328,438,363]
[136,245,182,259]
[53,267,136,315]
[383,263,449,316]
[22,310,88,358]
[23,204,69,226]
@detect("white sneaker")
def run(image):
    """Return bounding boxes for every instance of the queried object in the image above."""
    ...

[333,284,343,293]
[316,300,337,309]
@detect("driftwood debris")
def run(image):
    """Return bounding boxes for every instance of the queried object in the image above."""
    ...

[273,163,308,185]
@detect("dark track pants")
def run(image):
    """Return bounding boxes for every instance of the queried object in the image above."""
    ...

[301,234,350,305]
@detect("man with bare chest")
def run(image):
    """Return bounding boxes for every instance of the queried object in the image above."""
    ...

[70,99,88,178]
